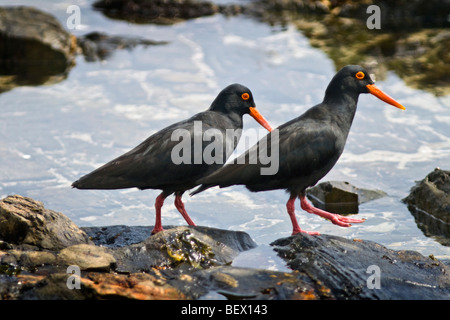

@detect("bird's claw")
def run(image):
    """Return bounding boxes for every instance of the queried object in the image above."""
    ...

[330,214,365,227]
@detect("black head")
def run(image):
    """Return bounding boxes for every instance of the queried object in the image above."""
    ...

[210,83,256,114]
[326,65,375,97]
[210,83,272,131]
[325,65,405,110]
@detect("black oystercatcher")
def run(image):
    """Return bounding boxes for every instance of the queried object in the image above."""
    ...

[72,84,272,234]
[191,66,405,235]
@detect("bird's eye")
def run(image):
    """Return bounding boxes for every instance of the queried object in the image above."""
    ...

[355,71,365,80]
[241,93,250,101]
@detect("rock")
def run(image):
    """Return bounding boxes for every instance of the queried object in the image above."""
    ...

[1,250,57,271]
[271,233,450,300]
[0,195,92,250]
[93,0,222,25]
[188,266,321,300]
[58,244,116,272]
[403,168,450,245]
[80,271,187,300]
[2,195,449,300]
[93,0,244,25]
[19,271,187,300]
[0,6,77,93]
[81,225,153,248]
[307,181,387,214]
[77,32,168,62]
[108,225,257,273]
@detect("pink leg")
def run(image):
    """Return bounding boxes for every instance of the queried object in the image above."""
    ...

[299,195,365,227]
[174,194,196,226]
[152,192,166,234]
[286,197,320,235]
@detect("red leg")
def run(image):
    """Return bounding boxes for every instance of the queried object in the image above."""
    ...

[286,196,320,235]
[152,192,166,234]
[174,194,196,226]
[299,195,365,227]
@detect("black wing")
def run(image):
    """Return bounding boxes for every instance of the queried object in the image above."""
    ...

[72,111,240,191]
[193,105,345,195]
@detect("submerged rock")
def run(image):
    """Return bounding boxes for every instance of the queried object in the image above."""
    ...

[307,181,387,214]
[271,233,450,300]
[403,168,450,246]
[92,0,242,25]
[77,32,168,62]
[0,6,77,93]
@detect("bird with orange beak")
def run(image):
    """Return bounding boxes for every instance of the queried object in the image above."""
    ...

[192,65,405,235]
[72,83,272,234]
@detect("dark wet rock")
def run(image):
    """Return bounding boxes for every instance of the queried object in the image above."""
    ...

[81,225,256,273]
[0,195,92,251]
[18,271,188,300]
[307,181,387,214]
[2,195,449,300]
[77,31,168,62]
[0,6,77,93]
[81,225,153,248]
[0,6,168,92]
[187,266,320,300]
[110,226,257,273]
[403,168,450,246]
[92,0,243,25]
[271,233,450,300]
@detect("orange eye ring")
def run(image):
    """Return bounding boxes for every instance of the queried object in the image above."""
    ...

[241,93,250,101]
[355,71,365,80]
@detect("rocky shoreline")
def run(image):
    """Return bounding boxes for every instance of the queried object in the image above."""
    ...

[1,190,449,300]
[1,2,449,300]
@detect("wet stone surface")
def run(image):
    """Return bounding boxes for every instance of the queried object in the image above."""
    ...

[403,168,450,246]
[1,194,449,299]
[0,6,77,93]
[271,233,450,300]
[307,181,387,214]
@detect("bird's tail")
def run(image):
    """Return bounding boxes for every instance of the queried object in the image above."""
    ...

[190,184,215,196]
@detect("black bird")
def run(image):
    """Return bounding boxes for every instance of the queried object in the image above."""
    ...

[72,84,272,234]
[191,65,405,235]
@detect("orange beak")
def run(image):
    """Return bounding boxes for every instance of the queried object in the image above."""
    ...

[249,107,273,132]
[366,84,405,110]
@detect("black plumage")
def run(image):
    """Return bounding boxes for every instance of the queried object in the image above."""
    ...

[72,83,272,234]
[192,66,405,235]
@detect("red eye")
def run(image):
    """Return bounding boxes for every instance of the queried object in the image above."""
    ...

[241,93,250,100]
[355,71,365,80]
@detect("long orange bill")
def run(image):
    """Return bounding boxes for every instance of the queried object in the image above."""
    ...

[249,107,273,132]
[366,84,405,110]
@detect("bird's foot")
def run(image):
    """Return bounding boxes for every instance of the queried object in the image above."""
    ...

[299,195,365,227]
[286,197,321,236]
[327,213,365,227]
[151,226,164,234]
[292,228,320,236]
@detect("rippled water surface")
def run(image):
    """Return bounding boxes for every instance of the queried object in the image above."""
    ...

[1,0,449,269]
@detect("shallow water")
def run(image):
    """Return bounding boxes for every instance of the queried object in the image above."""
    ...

[0,1,449,269]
